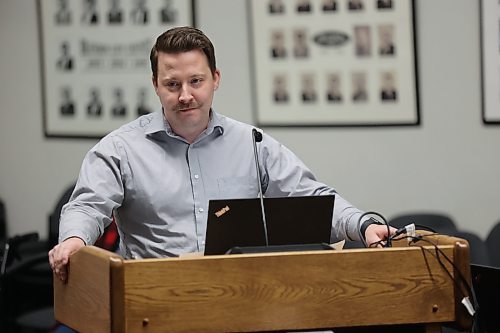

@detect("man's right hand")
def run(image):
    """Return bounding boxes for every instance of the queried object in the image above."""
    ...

[48,237,85,282]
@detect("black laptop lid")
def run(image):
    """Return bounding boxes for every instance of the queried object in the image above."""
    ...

[470,264,500,332]
[204,195,335,255]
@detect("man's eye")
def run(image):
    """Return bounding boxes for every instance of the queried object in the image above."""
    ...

[166,82,179,89]
[191,78,202,85]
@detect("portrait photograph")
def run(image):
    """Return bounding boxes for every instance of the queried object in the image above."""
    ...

[322,0,337,12]
[293,29,309,58]
[326,73,343,103]
[354,26,371,57]
[272,74,290,103]
[300,73,317,103]
[377,0,393,10]
[380,71,398,102]
[268,0,285,14]
[348,0,364,11]
[351,72,368,102]
[378,24,396,56]
[270,29,287,59]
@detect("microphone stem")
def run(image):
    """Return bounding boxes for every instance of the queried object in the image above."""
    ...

[252,133,269,246]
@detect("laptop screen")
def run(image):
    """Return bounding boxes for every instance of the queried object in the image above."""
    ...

[204,195,335,255]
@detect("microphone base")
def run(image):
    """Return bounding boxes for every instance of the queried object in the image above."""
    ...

[226,243,333,255]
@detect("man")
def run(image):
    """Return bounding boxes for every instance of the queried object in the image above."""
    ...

[86,88,103,117]
[377,0,392,9]
[59,87,75,116]
[49,27,393,282]
[130,0,149,25]
[354,26,371,57]
[352,72,368,102]
[268,0,285,14]
[379,24,395,56]
[136,88,152,115]
[55,0,71,25]
[160,0,177,24]
[326,73,342,103]
[271,30,287,59]
[272,74,289,103]
[111,87,127,117]
[56,42,73,71]
[301,73,317,102]
[348,0,364,10]
[381,72,397,101]
[322,0,337,12]
[81,0,98,25]
[108,0,123,24]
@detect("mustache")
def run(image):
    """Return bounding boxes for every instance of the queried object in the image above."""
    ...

[173,103,199,112]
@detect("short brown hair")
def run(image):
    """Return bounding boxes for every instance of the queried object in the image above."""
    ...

[150,26,217,82]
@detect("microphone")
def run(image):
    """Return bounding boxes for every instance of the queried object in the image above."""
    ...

[252,128,269,246]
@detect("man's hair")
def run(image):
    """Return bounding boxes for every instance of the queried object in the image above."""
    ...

[150,26,217,82]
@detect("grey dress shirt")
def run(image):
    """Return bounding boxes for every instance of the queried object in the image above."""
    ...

[59,110,365,259]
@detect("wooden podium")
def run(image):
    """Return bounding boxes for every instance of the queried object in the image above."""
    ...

[54,233,473,333]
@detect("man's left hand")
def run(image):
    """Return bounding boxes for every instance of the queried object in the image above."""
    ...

[364,224,397,247]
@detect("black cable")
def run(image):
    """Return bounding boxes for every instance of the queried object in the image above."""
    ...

[413,224,437,234]
[362,224,480,330]
[391,233,477,314]
[371,228,480,331]
[357,211,391,248]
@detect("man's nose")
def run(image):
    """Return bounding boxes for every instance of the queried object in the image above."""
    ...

[179,84,193,103]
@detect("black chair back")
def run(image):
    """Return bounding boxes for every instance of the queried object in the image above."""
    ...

[452,230,490,266]
[48,183,76,249]
[486,221,500,268]
[0,234,55,331]
[389,213,457,235]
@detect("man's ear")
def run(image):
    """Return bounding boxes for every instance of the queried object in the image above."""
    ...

[152,76,159,94]
[213,69,221,91]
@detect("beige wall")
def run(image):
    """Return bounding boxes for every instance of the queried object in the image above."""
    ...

[1,0,499,240]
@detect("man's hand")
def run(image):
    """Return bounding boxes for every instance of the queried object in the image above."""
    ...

[48,237,85,282]
[364,224,396,247]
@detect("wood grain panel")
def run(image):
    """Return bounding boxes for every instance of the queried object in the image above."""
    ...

[54,246,122,333]
[120,247,457,332]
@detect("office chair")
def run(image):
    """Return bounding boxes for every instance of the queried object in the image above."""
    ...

[388,213,458,235]
[47,182,119,252]
[0,183,79,333]
[12,182,76,264]
[0,199,6,243]
[0,233,56,333]
[485,221,500,268]
[48,183,76,250]
[452,230,490,266]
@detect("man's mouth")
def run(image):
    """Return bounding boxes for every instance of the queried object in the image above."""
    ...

[175,105,198,112]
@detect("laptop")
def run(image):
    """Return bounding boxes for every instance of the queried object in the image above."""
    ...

[204,195,335,255]
[470,264,500,332]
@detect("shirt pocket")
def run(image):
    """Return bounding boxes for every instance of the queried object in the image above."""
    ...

[217,176,259,199]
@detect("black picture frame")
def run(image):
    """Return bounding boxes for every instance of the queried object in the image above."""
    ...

[480,0,500,125]
[38,0,196,138]
[248,0,420,127]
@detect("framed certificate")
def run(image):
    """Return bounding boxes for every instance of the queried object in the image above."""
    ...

[249,0,420,127]
[38,0,195,138]
[480,0,500,124]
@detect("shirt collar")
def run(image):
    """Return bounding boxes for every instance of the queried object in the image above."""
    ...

[144,109,224,139]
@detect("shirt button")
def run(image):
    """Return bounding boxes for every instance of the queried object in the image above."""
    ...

[198,208,204,213]
[194,174,199,179]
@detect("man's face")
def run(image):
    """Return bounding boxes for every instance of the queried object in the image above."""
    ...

[153,49,220,140]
